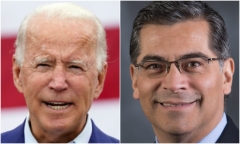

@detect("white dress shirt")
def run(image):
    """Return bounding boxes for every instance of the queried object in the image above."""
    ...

[24,113,92,143]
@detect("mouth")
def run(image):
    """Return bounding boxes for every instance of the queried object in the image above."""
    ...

[44,102,73,110]
[154,100,198,108]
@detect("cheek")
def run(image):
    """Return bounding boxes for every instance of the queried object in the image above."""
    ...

[194,73,223,95]
[190,72,224,109]
[69,75,97,115]
[138,78,160,110]
[138,77,160,97]
[68,74,96,101]
[21,70,50,101]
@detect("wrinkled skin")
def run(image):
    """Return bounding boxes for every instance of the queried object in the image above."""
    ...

[13,17,107,143]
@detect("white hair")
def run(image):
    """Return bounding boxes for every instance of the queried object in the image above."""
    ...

[15,3,107,71]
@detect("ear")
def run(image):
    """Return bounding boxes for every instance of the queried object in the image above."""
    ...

[12,55,23,93]
[94,63,107,99]
[222,58,234,95]
[130,64,140,100]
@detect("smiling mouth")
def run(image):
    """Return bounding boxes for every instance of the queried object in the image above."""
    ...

[44,102,72,110]
[155,101,197,107]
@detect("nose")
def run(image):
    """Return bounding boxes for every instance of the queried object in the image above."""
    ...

[48,66,68,92]
[161,63,187,93]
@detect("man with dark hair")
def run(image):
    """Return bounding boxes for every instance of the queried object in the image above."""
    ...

[129,1,238,143]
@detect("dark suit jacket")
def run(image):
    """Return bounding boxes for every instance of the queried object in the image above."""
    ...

[1,119,119,143]
[216,115,239,143]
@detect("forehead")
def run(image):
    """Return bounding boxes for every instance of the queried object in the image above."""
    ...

[24,16,97,60]
[26,15,97,49]
[139,20,214,60]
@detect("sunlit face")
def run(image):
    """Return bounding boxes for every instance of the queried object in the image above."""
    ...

[13,17,107,142]
[130,20,234,142]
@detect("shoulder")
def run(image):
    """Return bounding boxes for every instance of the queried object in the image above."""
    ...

[89,120,119,143]
[216,115,239,143]
[1,120,25,143]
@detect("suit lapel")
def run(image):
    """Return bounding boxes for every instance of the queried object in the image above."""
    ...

[216,115,239,143]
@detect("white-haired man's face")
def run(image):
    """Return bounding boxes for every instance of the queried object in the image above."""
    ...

[12,17,107,142]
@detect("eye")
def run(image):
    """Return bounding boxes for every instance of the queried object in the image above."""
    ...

[143,62,166,74]
[69,65,81,69]
[36,63,51,72]
[146,64,162,69]
[186,61,202,67]
[68,65,85,75]
[37,63,51,68]
[68,65,85,72]
[144,61,166,70]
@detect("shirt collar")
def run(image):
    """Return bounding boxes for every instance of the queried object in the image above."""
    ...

[198,112,227,143]
[155,112,227,143]
[24,113,92,143]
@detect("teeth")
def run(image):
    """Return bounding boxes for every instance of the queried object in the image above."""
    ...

[162,103,189,107]
[49,102,65,105]
[45,102,71,110]
[47,104,70,110]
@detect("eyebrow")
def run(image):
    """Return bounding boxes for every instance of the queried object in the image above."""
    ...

[34,55,87,66]
[34,55,51,63]
[141,55,166,63]
[179,52,209,59]
[140,52,209,63]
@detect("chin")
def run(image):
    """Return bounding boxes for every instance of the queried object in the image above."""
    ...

[44,118,71,131]
[49,122,68,130]
[166,127,191,136]
[161,121,193,136]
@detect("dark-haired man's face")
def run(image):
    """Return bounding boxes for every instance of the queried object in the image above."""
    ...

[130,20,234,142]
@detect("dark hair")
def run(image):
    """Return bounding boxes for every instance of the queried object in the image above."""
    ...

[130,1,230,67]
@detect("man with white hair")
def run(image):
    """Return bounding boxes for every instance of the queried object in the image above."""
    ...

[1,3,119,143]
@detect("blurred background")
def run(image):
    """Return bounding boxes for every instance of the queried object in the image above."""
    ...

[121,1,239,143]
[1,1,120,139]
